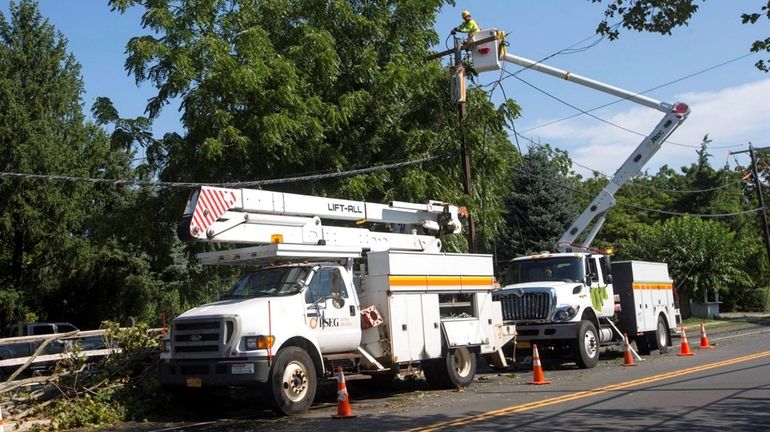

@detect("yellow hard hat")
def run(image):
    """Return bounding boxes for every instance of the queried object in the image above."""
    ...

[461,10,471,18]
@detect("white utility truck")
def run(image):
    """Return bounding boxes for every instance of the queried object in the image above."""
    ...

[465,29,685,367]
[161,186,515,415]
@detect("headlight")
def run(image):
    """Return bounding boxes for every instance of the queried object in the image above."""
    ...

[244,335,275,350]
[553,305,580,322]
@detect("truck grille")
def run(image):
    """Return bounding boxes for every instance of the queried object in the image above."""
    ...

[496,291,553,321]
[171,318,235,358]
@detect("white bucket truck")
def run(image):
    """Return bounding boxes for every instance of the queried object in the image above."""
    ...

[463,29,686,367]
[161,186,514,415]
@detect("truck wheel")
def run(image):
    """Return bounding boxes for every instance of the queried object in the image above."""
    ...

[422,359,442,388]
[574,320,600,369]
[651,315,670,353]
[426,347,477,389]
[445,347,476,388]
[267,347,317,416]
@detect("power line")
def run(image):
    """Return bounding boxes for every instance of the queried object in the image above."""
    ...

[0,153,452,189]
[511,165,762,218]
[520,51,755,149]
[569,158,751,194]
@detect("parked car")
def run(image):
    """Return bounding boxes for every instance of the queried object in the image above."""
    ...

[0,322,80,381]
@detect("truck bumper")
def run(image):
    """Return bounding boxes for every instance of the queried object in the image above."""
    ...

[514,322,577,341]
[161,358,270,387]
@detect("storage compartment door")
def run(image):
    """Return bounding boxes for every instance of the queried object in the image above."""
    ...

[441,319,484,348]
[390,294,441,362]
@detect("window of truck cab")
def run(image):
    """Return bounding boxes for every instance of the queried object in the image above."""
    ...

[226,266,310,298]
[305,267,348,303]
[501,257,583,284]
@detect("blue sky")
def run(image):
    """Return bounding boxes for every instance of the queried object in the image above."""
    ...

[3,1,769,176]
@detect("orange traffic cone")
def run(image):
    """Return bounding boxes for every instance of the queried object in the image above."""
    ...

[332,367,357,419]
[699,322,714,349]
[622,333,637,367]
[678,326,695,356]
[530,344,551,385]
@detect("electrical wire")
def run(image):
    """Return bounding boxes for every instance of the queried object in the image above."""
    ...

[511,165,763,218]
[0,153,453,189]
[569,158,751,194]
[520,51,756,148]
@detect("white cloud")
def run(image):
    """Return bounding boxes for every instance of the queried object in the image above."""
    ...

[522,78,770,176]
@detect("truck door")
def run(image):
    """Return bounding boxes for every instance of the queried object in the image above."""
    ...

[304,266,362,353]
[587,256,615,316]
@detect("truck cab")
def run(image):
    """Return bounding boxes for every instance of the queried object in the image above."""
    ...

[495,252,615,368]
[161,260,360,385]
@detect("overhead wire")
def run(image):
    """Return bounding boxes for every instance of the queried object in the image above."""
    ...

[510,165,762,218]
[569,158,751,194]
[519,51,756,148]
[0,153,453,189]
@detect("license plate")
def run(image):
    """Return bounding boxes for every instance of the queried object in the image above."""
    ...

[231,363,254,374]
[516,341,532,349]
[186,378,202,388]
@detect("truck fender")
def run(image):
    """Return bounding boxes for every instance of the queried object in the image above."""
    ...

[276,336,324,377]
[580,308,600,335]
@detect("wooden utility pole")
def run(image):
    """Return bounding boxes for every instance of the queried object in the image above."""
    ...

[451,37,476,253]
[734,144,770,265]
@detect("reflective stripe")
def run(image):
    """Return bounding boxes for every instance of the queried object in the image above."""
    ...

[388,276,494,287]
[632,283,673,290]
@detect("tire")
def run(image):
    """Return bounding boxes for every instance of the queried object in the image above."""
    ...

[425,347,477,389]
[422,359,442,388]
[266,347,317,416]
[574,320,600,369]
[650,315,670,353]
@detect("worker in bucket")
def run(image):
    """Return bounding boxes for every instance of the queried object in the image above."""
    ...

[451,10,479,38]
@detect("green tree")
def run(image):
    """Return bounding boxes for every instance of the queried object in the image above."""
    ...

[498,144,579,257]
[591,0,770,71]
[104,0,519,256]
[618,216,755,317]
[0,0,146,328]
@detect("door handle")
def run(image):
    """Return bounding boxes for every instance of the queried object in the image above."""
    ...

[349,305,355,316]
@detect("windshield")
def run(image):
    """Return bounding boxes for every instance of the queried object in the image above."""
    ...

[501,257,583,284]
[225,266,310,298]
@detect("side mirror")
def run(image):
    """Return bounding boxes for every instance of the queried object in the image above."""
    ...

[584,275,592,287]
[605,274,613,284]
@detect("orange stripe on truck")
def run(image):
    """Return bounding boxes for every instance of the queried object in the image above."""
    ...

[389,276,494,287]
[632,283,673,290]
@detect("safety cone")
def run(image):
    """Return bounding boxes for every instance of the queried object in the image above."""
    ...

[699,322,715,349]
[530,344,551,385]
[678,326,695,356]
[622,333,637,367]
[332,367,357,419]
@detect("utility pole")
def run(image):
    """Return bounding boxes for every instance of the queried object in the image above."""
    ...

[451,37,476,253]
[735,143,770,266]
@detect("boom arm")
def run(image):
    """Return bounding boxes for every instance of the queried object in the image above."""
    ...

[177,186,463,253]
[469,29,690,252]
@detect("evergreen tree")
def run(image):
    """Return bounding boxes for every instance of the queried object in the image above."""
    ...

[498,144,578,257]
[0,0,139,327]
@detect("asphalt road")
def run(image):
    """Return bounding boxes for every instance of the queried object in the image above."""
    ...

[110,320,770,432]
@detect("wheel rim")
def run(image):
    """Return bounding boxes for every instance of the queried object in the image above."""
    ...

[281,360,309,402]
[584,329,598,358]
[452,347,472,377]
